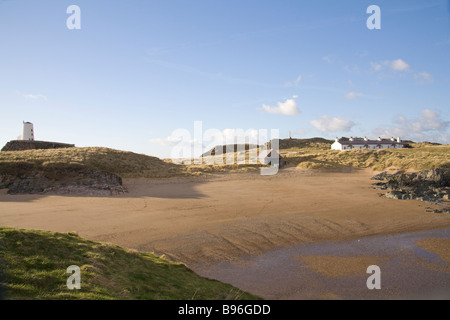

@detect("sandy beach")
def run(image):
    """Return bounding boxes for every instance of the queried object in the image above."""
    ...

[1,167,449,299]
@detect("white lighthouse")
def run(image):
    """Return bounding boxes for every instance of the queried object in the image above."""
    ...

[22,121,34,141]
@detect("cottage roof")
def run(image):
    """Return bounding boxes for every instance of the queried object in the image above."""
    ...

[337,140,407,145]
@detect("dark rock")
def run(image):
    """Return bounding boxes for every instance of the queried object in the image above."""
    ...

[385,191,403,200]
[372,182,388,190]
[1,140,75,151]
[371,170,405,181]
[371,171,389,181]
[1,167,127,196]
[372,168,450,211]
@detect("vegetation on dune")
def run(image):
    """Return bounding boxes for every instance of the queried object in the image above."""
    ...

[201,144,260,157]
[0,147,262,179]
[272,137,333,151]
[0,227,259,300]
[0,140,448,182]
[283,143,450,171]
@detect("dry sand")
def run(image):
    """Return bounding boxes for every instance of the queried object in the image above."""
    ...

[1,167,449,298]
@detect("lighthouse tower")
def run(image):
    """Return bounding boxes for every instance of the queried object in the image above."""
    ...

[22,121,34,141]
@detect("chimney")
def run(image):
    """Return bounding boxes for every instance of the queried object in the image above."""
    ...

[364,136,368,141]
[390,137,395,141]
[349,136,354,142]
[377,137,382,141]
[397,137,401,143]
[335,137,339,142]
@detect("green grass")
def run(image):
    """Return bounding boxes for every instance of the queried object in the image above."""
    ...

[0,227,260,300]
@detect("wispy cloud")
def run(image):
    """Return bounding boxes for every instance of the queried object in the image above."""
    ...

[262,98,300,116]
[23,93,47,100]
[150,128,268,151]
[150,136,183,147]
[371,62,383,71]
[16,91,48,100]
[414,72,434,84]
[345,92,363,100]
[310,115,355,133]
[371,59,436,85]
[436,38,450,46]
[284,75,302,87]
[372,109,449,143]
[322,56,332,64]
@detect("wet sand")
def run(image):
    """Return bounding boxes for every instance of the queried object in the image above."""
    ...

[193,227,450,299]
[0,167,449,299]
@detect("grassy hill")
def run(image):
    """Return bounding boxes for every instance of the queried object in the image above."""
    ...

[268,137,333,151]
[0,147,262,180]
[201,144,260,157]
[0,227,259,300]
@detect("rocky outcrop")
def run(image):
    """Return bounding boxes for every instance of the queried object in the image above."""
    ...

[0,165,126,196]
[372,169,450,212]
[1,140,75,152]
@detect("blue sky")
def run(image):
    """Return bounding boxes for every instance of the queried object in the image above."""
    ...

[0,0,449,158]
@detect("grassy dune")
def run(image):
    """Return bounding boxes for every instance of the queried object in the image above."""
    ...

[0,227,259,300]
[0,140,448,181]
[0,147,262,179]
[283,143,450,171]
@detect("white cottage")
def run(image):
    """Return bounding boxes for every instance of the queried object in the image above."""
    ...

[331,137,407,151]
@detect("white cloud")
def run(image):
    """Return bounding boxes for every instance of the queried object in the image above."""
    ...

[262,98,300,116]
[151,128,268,150]
[150,136,183,147]
[371,59,410,72]
[18,92,47,100]
[414,72,434,83]
[219,128,266,145]
[372,109,449,143]
[310,115,355,133]
[345,92,363,100]
[391,59,410,71]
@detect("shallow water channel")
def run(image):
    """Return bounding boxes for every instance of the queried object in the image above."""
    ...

[193,227,450,299]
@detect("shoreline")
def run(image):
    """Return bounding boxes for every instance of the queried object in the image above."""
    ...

[191,226,450,300]
[1,168,449,298]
